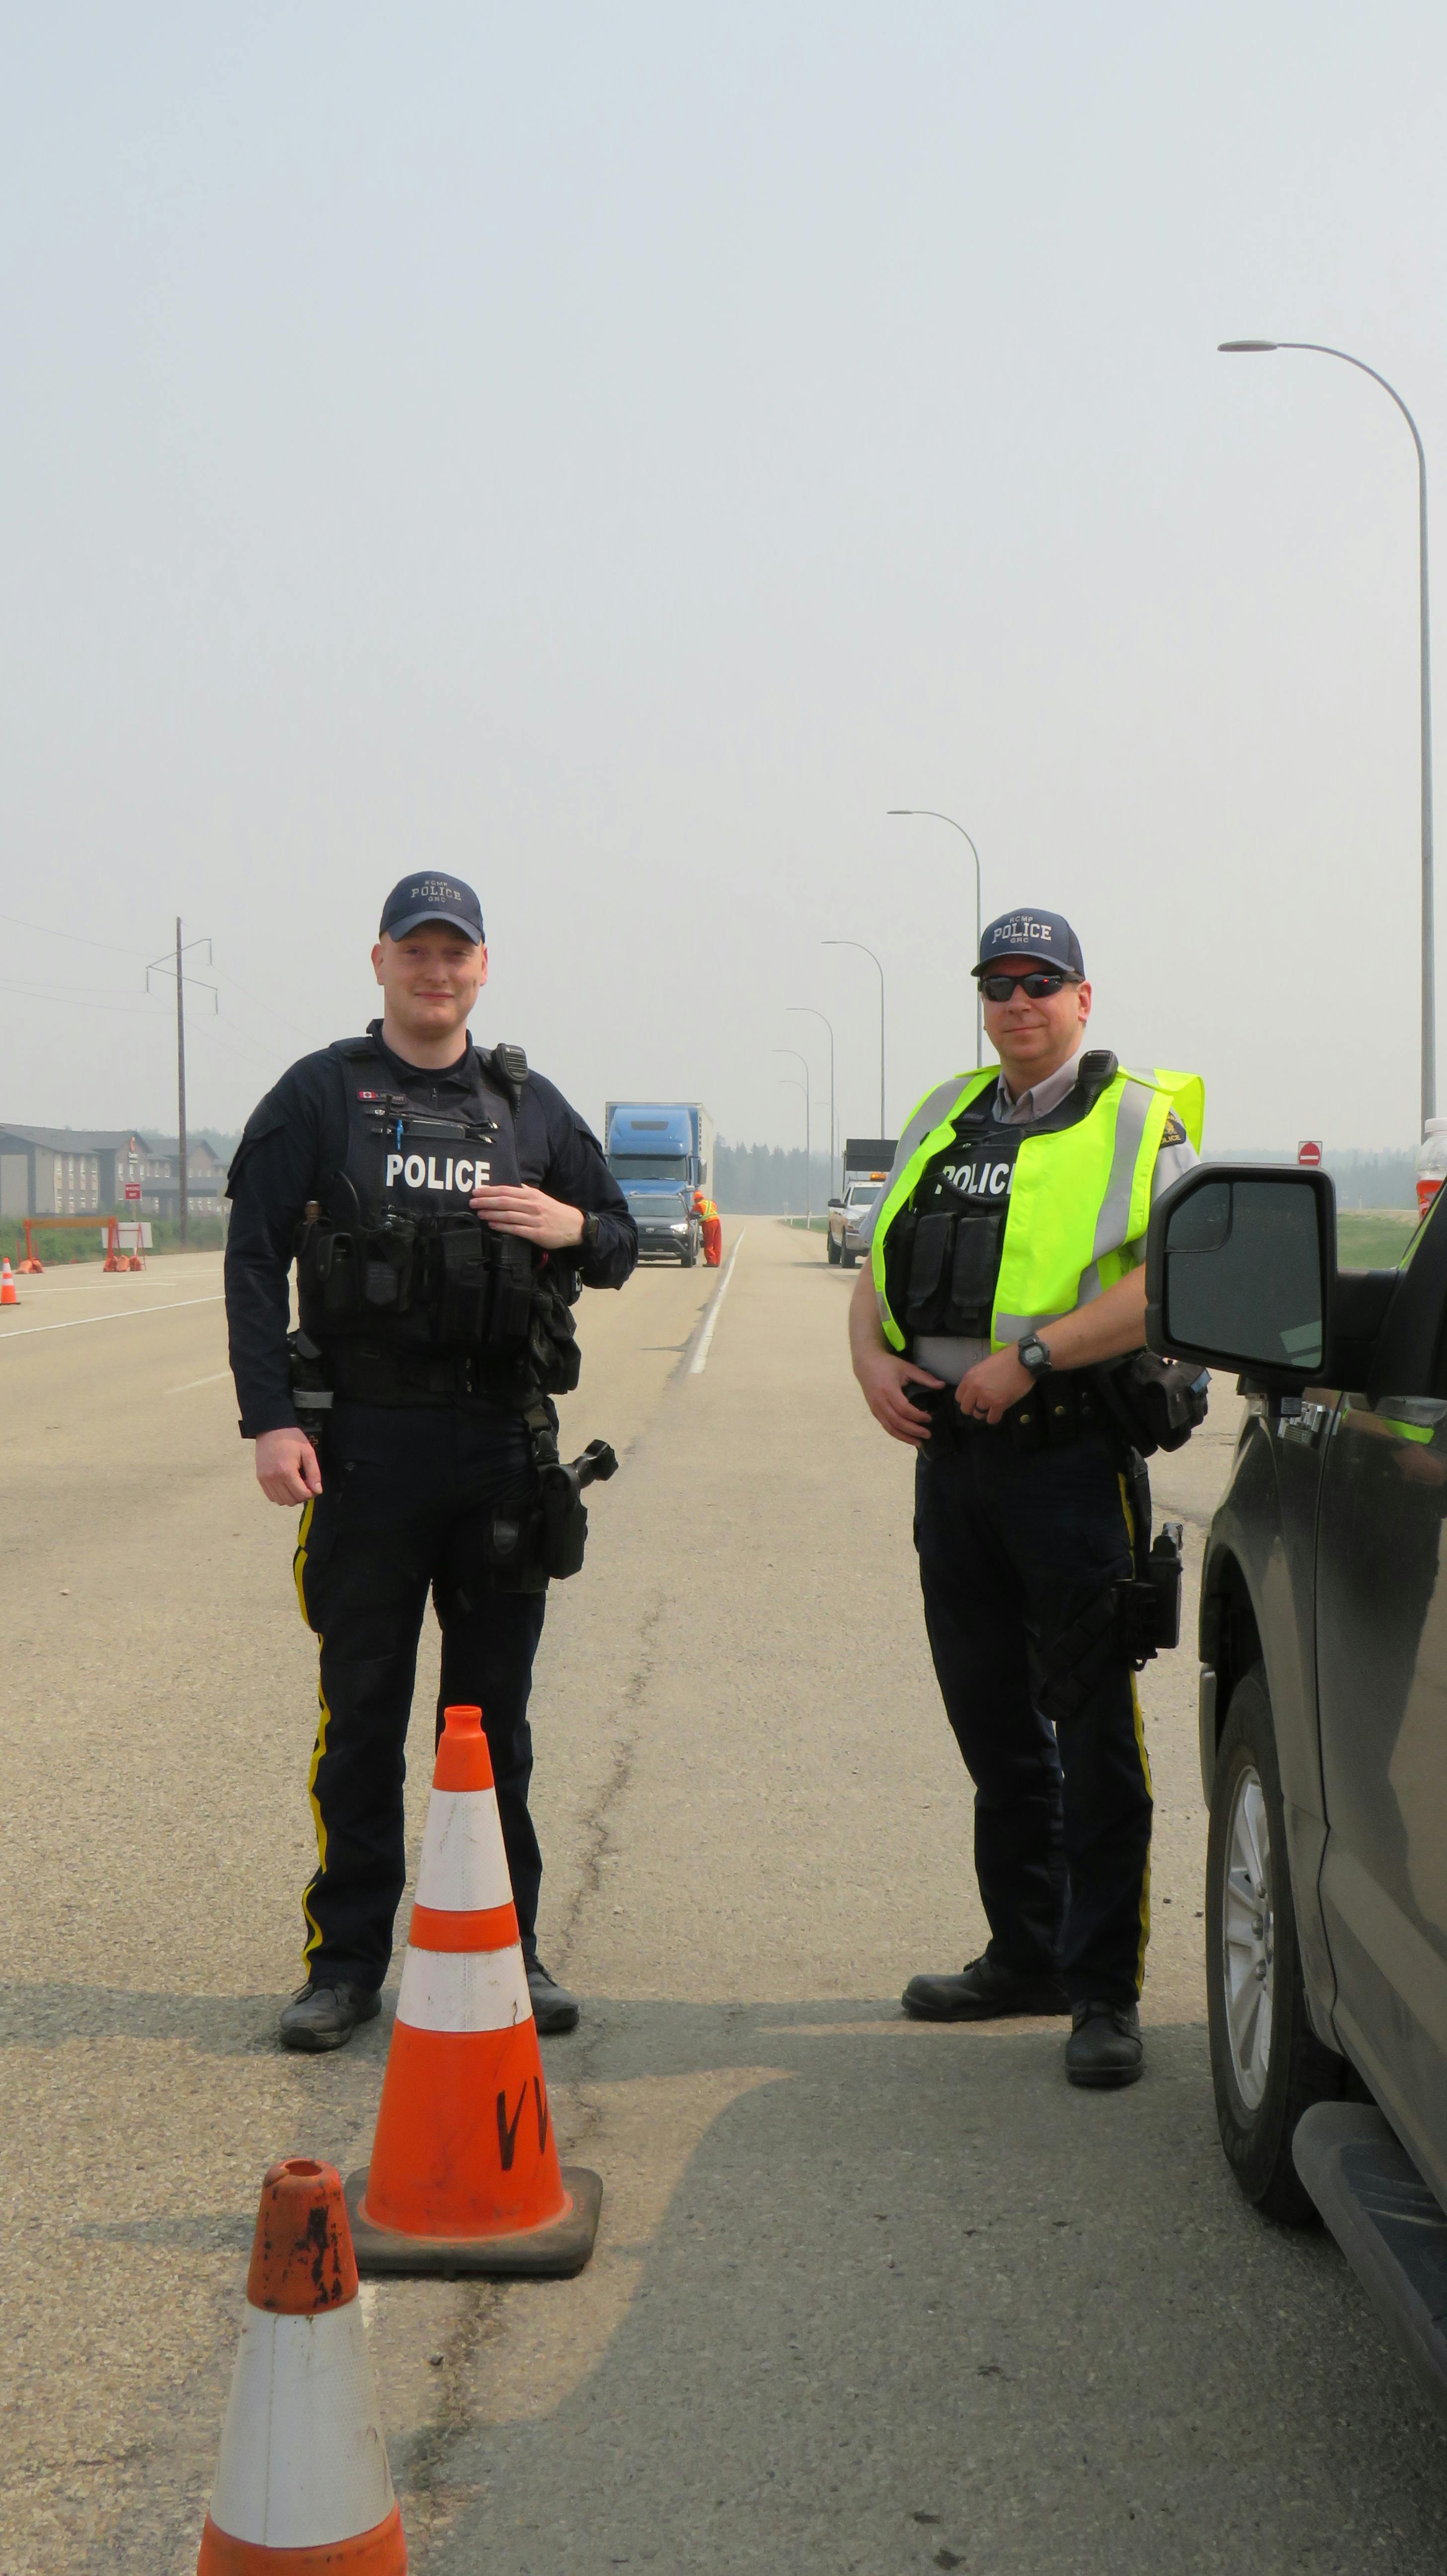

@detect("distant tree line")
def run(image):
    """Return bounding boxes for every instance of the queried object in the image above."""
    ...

[716,1139,1421,1214]
[1215,1146,1418,1208]
[715,1141,840,1211]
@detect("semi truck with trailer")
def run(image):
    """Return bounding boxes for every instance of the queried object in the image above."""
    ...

[603,1102,716,1265]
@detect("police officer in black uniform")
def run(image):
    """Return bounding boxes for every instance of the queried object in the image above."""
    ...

[225,873,637,2050]
[849,910,1201,2090]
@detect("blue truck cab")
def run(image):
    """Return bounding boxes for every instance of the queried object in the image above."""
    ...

[603,1101,717,1266]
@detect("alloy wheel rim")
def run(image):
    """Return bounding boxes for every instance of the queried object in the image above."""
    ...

[1223,1764,1274,2112]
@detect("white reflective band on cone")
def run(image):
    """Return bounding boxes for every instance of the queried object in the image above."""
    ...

[397,1940,532,2033]
[208,2301,395,2548]
[414,1784,514,1913]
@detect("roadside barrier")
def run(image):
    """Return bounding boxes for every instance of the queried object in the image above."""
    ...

[197,2156,406,2572]
[345,1702,601,2277]
[0,1259,16,1306]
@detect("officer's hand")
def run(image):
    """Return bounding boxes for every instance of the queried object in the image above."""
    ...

[854,1350,944,1447]
[955,1346,1032,1426]
[254,1428,324,1506]
[470,1184,585,1251]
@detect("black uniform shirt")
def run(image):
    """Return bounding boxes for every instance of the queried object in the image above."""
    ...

[225,1023,637,1438]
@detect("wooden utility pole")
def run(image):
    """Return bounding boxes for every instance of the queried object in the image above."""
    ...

[175,916,188,1246]
[147,925,216,1245]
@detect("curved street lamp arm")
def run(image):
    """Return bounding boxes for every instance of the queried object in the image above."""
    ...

[823,938,886,1132]
[1219,335,1434,1126]
[887,812,984,1059]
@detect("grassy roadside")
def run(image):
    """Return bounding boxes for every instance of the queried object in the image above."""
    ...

[1336,1208,1420,1267]
[0,1216,227,1264]
[784,1205,1423,1269]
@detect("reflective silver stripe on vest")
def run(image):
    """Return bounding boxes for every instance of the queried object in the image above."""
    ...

[1091,1074,1154,1264]
[993,1076,1158,1341]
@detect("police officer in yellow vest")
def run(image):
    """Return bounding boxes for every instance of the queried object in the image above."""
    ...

[850,908,1202,2089]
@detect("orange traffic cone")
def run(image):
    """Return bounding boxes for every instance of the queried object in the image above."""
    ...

[0,1259,18,1306]
[197,2157,406,2572]
[345,1704,601,2278]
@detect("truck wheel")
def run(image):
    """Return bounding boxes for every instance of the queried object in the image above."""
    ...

[839,1248,856,1269]
[1205,1664,1343,2225]
[680,1240,697,1267]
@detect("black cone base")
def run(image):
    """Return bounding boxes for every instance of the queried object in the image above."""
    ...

[344,2164,602,2278]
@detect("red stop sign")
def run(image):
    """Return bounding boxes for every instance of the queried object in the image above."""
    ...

[1297,1139,1323,1167]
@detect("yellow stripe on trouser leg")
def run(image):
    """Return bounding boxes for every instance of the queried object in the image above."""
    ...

[292,1500,331,1976]
[1117,1472,1153,1994]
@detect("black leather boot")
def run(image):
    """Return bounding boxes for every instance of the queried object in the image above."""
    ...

[902,1954,1069,2021]
[278,1980,381,2052]
[527,1955,581,2034]
[1065,2000,1144,2088]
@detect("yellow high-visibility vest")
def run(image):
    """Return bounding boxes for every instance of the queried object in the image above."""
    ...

[870,1061,1204,1353]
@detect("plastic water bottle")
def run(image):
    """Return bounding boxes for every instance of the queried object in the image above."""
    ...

[1417,1118,1447,1215]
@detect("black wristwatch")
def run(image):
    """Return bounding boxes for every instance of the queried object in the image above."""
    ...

[1017,1331,1052,1378]
[577,1211,602,1257]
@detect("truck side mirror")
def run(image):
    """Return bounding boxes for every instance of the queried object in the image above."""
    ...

[827,1197,844,1209]
[1145,1165,1333,1380]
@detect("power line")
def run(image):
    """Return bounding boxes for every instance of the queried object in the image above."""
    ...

[0,911,149,961]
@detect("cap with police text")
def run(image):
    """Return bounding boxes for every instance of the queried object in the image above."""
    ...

[971,907,1084,979]
[379,873,485,945]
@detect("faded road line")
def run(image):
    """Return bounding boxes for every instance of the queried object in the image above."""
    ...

[0,1294,225,1343]
[688,1230,745,1376]
[164,1369,233,1395]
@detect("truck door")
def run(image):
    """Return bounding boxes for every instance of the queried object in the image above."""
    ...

[1314,1209,1447,2181]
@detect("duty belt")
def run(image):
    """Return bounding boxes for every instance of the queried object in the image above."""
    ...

[324,1342,522,1409]
[915,1370,1107,1453]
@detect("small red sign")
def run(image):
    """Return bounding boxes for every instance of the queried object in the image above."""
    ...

[1297,1140,1323,1167]
[124,1183,142,1201]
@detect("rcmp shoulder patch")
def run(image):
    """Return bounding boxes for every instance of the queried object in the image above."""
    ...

[1163,1109,1188,1145]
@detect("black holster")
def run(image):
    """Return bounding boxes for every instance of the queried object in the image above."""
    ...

[1036,1466,1184,1726]
[468,1417,619,1601]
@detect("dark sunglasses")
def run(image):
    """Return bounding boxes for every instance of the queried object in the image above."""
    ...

[978,967,1080,1002]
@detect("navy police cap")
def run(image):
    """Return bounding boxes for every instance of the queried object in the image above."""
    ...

[972,907,1084,979]
[379,873,484,945]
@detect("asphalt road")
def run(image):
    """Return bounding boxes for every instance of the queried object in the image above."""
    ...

[2,1229,1446,2574]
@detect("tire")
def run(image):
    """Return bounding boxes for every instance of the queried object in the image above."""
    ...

[680,1240,697,1267]
[840,1248,856,1269]
[827,1231,841,1264]
[1205,1664,1343,2224]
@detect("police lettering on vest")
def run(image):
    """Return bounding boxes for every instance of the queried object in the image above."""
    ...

[873,1053,1205,1356]
[295,1036,581,1401]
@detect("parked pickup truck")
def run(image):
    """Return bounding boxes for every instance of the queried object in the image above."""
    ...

[826,1137,895,1268]
[826,1179,884,1268]
[1145,1163,1447,2421]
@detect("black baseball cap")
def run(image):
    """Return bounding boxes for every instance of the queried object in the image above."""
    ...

[972,907,1085,978]
[379,873,485,945]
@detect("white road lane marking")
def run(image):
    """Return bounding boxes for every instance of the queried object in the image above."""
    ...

[164,1369,233,1395]
[0,1294,225,1343]
[688,1230,746,1376]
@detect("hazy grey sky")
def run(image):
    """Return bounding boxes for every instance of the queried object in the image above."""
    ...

[3,3,1446,1154]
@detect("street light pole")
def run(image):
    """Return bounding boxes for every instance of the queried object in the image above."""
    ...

[1220,337,1436,1131]
[823,939,886,1133]
[788,1005,836,1185]
[887,810,984,1064]
[777,1074,811,1225]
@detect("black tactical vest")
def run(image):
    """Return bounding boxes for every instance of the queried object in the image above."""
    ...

[295,1034,580,1401]
[884,1051,1119,1342]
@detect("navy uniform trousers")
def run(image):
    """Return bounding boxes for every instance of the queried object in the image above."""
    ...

[913,1419,1153,2006]
[292,1400,546,1993]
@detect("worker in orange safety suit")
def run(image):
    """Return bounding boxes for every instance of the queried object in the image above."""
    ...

[692,1190,723,1267]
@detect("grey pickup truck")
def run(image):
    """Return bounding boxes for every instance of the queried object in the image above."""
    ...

[1146,1164,1447,2418]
